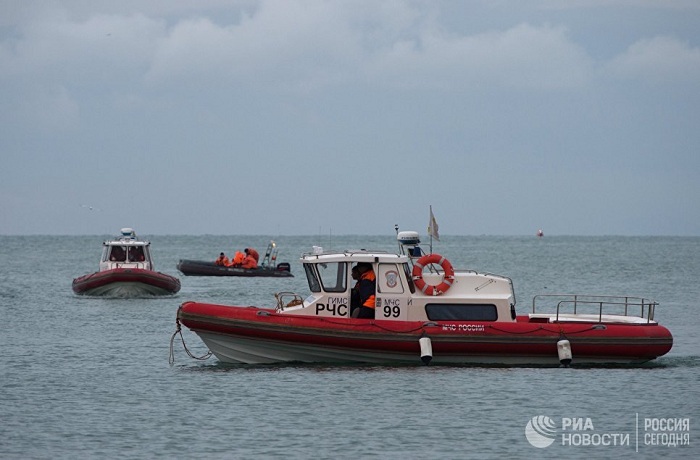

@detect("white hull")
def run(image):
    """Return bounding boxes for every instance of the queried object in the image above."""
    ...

[194,331,653,366]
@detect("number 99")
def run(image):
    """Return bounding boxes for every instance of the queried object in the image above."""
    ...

[383,306,400,318]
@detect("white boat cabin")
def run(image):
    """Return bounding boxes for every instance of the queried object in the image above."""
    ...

[99,228,153,271]
[276,231,517,323]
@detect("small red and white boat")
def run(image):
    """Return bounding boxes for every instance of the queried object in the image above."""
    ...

[175,230,672,366]
[73,228,180,297]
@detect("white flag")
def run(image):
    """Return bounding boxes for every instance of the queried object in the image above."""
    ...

[428,206,440,241]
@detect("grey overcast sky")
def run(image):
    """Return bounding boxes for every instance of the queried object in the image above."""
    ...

[1,1,699,236]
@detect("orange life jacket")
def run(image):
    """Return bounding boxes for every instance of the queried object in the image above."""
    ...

[246,248,260,262]
[231,251,245,266]
[215,255,229,266]
[241,255,258,269]
[360,270,376,308]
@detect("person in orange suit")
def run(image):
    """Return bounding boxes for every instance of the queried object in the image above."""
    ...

[245,247,259,263]
[241,249,258,269]
[229,251,245,267]
[215,252,229,266]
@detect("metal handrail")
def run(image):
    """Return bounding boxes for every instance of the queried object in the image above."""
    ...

[110,261,148,270]
[532,294,658,323]
[275,291,304,312]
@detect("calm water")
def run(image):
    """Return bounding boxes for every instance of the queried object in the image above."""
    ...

[1,234,698,459]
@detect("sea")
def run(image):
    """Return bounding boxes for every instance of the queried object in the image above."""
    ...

[1,234,698,459]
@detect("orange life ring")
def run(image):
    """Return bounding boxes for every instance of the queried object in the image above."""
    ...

[412,253,455,296]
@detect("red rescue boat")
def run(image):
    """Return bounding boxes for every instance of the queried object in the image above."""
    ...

[73,228,180,297]
[174,230,672,366]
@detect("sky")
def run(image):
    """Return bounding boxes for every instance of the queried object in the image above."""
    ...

[1,1,699,236]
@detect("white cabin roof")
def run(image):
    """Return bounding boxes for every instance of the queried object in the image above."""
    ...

[301,250,408,265]
[103,229,150,247]
[104,239,149,247]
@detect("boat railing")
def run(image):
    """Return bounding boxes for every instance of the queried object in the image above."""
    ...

[301,249,397,259]
[110,261,149,270]
[531,294,658,323]
[275,291,304,312]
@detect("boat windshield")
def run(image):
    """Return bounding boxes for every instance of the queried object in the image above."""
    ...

[304,261,347,293]
[108,246,127,262]
[304,263,321,292]
[317,261,347,293]
[128,246,145,262]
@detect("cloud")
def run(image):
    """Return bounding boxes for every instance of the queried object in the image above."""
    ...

[605,35,700,84]
[142,3,594,94]
[3,1,696,95]
[18,85,80,133]
[145,1,377,91]
[2,1,699,235]
[2,2,596,98]
[367,22,593,91]
[0,11,163,82]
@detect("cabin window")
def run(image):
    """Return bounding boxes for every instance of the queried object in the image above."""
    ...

[109,246,126,262]
[377,263,404,294]
[316,262,347,293]
[403,263,415,294]
[128,246,145,262]
[101,246,109,262]
[425,304,498,321]
[304,264,321,292]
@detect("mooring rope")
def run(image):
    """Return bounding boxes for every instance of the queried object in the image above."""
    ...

[169,319,212,365]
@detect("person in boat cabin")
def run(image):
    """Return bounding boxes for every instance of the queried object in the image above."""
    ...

[241,249,258,269]
[355,262,376,319]
[110,246,126,262]
[215,252,229,266]
[228,251,245,267]
[350,265,361,317]
[128,246,145,262]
